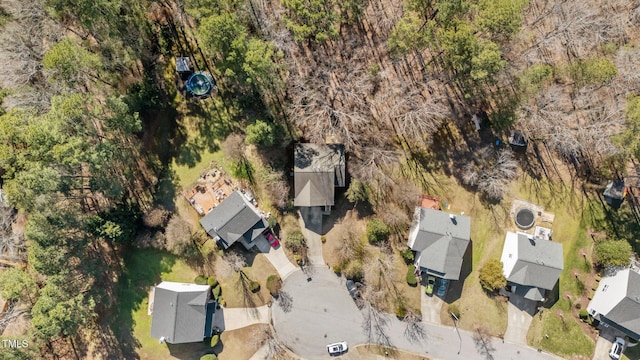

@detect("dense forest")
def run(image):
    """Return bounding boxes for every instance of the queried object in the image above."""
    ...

[0,0,639,358]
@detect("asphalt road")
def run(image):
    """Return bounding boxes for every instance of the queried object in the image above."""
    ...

[272,266,563,360]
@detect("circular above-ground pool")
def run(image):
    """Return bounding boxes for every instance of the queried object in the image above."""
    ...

[515,208,535,229]
[186,72,215,96]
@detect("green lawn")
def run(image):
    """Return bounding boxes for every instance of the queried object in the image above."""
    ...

[115,248,205,360]
[527,308,594,357]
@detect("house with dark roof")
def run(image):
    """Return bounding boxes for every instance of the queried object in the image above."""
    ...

[500,231,563,302]
[407,208,471,280]
[588,268,640,340]
[199,190,268,250]
[150,282,216,344]
[294,143,345,213]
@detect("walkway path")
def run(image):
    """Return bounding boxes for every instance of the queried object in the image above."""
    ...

[212,305,270,332]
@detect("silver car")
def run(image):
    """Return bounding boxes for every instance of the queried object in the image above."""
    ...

[327,341,348,356]
[609,337,625,359]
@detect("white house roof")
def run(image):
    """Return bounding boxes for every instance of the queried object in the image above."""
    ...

[588,268,640,340]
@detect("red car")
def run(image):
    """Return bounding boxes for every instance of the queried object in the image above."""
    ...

[264,231,280,248]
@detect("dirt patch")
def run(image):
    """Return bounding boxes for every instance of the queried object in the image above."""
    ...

[350,344,430,360]
[322,207,367,268]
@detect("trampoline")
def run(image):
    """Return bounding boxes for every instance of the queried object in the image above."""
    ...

[515,208,535,229]
[186,72,215,96]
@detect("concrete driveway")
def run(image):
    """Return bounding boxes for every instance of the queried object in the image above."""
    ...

[212,305,270,332]
[421,287,443,324]
[298,208,325,266]
[254,234,299,280]
[272,266,366,359]
[504,294,536,344]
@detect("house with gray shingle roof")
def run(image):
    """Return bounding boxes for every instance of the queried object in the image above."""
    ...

[588,268,640,340]
[200,190,268,250]
[294,143,345,213]
[500,231,563,302]
[150,282,216,344]
[407,208,471,280]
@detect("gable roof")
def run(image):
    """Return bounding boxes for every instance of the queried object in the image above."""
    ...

[501,232,563,291]
[150,282,212,344]
[199,191,267,248]
[588,268,640,340]
[408,208,471,280]
[294,143,345,207]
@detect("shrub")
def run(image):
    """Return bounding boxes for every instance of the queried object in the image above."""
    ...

[395,304,407,319]
[245,120,275,147]
[210,335,219,347]
[333,264,342,275]
[366,218,390,244]
[267,216,278,229]
[266,274,282,296]
[286,230,306,253]
[212,285,222,300]
[575,303,582,310]
[208,276,218,287]
[250,280,261,293]
[321,236,326,244]
[406,265,418,286]
[579,309,589,320]
[343,261,364,281]
[478,259,507,292]
[569,57,618,86]
[400,249,414,264]
[449,303,461,319]
[200,354,217,360]
[594,240,633,268]
[194,275,208,285]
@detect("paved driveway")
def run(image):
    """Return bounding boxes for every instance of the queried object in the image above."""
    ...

[421,287,443,324]
[298,208,324,266]
[272,266,366,359]
[213,305,270,332]
[504,294,535,344]
[254,234,299,280]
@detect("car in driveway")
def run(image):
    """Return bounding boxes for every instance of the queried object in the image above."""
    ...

[346,280,359,298]
[327,341,348,356]
[264,231,280,248]
[425,276,436,296]
[610,337,625,359]
[436,278,449,297]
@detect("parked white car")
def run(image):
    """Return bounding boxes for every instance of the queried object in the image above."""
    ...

[327,341,348,356]
[609,337,625,359]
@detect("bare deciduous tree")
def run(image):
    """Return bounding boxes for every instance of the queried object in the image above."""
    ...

[473,325,496,360]
[402,307,425,343]
[251,326,291,360]
[462,148,518,201]
[361,288,392,348]
[164,215,194,255]
[221,134,246,164]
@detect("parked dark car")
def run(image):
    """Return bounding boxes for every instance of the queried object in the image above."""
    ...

[436,278,449,298]
[346,280,360,299]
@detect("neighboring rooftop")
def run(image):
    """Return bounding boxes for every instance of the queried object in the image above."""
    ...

[150,281,214,344]
[200,190,267,249]
[588,268,640,340]
[408,208,471,280]
[294,143,345,207]
[501,231,563,300]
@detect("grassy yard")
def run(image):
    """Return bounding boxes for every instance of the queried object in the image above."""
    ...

[527,308,594,358]
[115,248,207,360]
[217,253,277,308]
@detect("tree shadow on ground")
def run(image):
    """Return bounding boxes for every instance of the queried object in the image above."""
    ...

[110,249,177,359]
